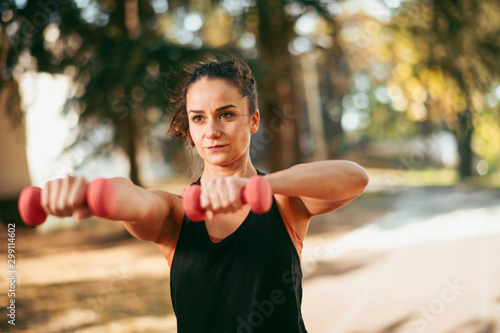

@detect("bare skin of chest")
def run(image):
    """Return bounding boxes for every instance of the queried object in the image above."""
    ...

[204,206,251,239]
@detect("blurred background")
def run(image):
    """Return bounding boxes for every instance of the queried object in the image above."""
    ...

[0,0,499,332]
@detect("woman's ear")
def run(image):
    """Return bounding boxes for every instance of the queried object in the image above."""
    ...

[250,109,260,134]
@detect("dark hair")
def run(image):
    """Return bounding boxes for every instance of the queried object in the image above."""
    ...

[167,56,258,147]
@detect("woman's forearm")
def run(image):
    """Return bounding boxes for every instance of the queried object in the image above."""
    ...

[265,160,369,201]
[99,177,168,223]
[102,177,175,243]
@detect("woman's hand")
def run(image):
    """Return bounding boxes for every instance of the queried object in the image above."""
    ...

[40,175,92,221]
[199,177,248,220]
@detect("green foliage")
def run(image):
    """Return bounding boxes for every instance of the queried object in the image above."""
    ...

[3,0,221,183]
[387,0,500,177]
[394,0,500,95]
[4,0,499,180]
[472,109,500,171]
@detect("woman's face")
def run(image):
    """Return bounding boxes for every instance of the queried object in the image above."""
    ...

[186,77,259,168]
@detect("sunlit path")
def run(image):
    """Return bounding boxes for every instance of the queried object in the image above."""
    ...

[302,187,500,333]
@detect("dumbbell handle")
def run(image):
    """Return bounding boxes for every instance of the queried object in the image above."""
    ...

[18,178,118,227]
[182,175,273,222]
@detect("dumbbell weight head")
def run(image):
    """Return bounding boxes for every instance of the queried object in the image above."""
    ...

[86,178,118,218]
[182,176,272,222]
[18,187,47,227]
[183,185,205,222]
[244,175,272,214]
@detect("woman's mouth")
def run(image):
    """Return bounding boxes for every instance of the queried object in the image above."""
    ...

[206,145,228,151]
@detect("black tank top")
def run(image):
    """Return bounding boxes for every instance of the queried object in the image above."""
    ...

[170,175,307,333]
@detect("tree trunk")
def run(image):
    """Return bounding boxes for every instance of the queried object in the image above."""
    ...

[256,0,299,171]
[453,105,474,179]
[300,52,328,161]
[324,55,347,159]
[124,110,141,185]
[115,0,141,185]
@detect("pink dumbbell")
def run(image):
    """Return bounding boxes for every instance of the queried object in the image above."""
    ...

[18,178,118,227]
[182,175,273,222]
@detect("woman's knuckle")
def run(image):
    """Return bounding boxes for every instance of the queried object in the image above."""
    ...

[67,198,77,209]
[48,202,58,215]
[55,203,66,214]
[75,175,87,184]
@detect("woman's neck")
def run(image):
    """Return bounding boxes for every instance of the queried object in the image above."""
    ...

[200,157,257,182]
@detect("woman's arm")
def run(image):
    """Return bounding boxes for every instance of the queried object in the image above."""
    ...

[265,160,369,218]
[40,175,182,246]
[108,178,183,244]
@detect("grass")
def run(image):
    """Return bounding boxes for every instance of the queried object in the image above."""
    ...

[461,171,500,188]
[366,167,500,188]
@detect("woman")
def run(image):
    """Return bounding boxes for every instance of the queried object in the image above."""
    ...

[41,57,369,332]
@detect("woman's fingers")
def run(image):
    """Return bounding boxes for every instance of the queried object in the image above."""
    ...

[227,181,241,210]
[205,210,215,223]
[200,177,246,215]
[200,179,222,211]
[40,180,51,216]
[47,179,61,216]
[214,179,229,210]
[199,186,210,210]
[41,175,89,218]
[73,207,93,221]
[56,176,73,216]
[68,176,88,211]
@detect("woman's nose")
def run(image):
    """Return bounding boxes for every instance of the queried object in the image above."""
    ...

[205,119,222,138]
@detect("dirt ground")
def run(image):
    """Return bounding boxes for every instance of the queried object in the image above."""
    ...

[1,178,499,333]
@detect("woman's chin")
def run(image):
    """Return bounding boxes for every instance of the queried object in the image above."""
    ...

[200,149,249,168]
[202,155,232,167]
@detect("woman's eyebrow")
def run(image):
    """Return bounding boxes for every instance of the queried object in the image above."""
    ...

[216,104,238,111]
[188,104,238,113]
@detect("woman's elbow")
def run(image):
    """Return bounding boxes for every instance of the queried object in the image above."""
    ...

[352,163,369,194]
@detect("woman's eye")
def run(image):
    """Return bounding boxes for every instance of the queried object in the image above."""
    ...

[220,112,233,120]
[192,115,204,122]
